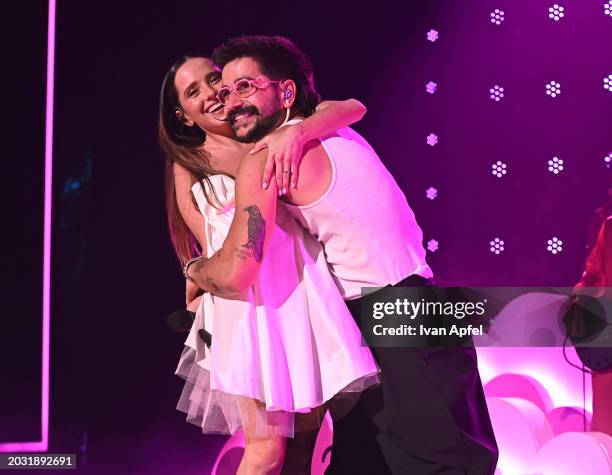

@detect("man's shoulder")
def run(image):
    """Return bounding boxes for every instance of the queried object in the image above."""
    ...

[320,126,379,157]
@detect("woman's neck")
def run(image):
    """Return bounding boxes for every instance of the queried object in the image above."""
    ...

[203,131,251,178]
[205,129,238,147]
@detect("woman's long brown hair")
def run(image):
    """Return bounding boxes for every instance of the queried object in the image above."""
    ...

[159,56,221,268]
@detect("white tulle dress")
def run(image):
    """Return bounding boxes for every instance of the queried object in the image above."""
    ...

[174,174,379,437]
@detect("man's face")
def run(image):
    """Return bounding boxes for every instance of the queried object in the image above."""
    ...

[221,57,285,143]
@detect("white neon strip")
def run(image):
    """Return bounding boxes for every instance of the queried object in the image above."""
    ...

[0,0,55,453]
[41,0,56,451]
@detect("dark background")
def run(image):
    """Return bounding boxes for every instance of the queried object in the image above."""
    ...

[2,0,611,473]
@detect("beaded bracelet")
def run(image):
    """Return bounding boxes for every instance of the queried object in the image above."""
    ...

[183,255,207,282]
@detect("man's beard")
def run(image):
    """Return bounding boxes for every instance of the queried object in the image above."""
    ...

[228,105,284,143]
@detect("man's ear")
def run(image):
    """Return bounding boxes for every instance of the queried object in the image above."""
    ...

[280,80,297,109]
[175,107,194,127]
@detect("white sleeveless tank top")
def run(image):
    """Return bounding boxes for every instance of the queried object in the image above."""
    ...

[283,122,433,300]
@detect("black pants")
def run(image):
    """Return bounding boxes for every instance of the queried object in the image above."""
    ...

[326,275,499,475]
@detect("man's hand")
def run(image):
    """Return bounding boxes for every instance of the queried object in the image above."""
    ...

[186,277,204,306]
[250,123,306,194]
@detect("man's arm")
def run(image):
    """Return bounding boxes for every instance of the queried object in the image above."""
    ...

[186,150,277,296]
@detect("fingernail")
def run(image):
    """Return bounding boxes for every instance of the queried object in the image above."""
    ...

[291,182,296,188]
[282,188,287,195]
[278,190,282,196]
[262,182,267,189]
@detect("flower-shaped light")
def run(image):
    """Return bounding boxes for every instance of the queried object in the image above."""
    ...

[548,157,564,175]
[490,9,505,25]
[547,237,563,254]
[427,29,439,42]
[426,187,438,200]
[546,81,562,98]
[548,4,565,21]
[492,161,508,178]
[427,239,439,252]
[490,238,505,255]
[490,85,505,102]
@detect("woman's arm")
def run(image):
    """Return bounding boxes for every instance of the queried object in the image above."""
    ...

[173,161,207,254]
[576,220,607,290]
[251,98,367,193]
[300,98,367,145]
[173,162,209,304]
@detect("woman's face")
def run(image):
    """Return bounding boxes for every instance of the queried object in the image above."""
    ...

[174,57,231,136]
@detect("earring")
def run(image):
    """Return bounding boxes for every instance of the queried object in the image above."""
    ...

[175,107,186,123]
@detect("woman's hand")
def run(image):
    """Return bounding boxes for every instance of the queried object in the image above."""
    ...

[248,98,366,195]
[186,278,204,306]
[249,122,307,195]
[186,294,203,313]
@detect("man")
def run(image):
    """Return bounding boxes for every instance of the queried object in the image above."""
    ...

[186,35,498,474]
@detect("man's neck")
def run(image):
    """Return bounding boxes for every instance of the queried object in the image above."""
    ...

[275,113,305,130]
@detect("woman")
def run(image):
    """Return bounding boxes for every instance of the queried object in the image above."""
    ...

[575,216,612,437]
[159,56,379,475]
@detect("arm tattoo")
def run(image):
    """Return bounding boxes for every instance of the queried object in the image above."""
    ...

[235,247,253,262]
[241,205,265,263]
